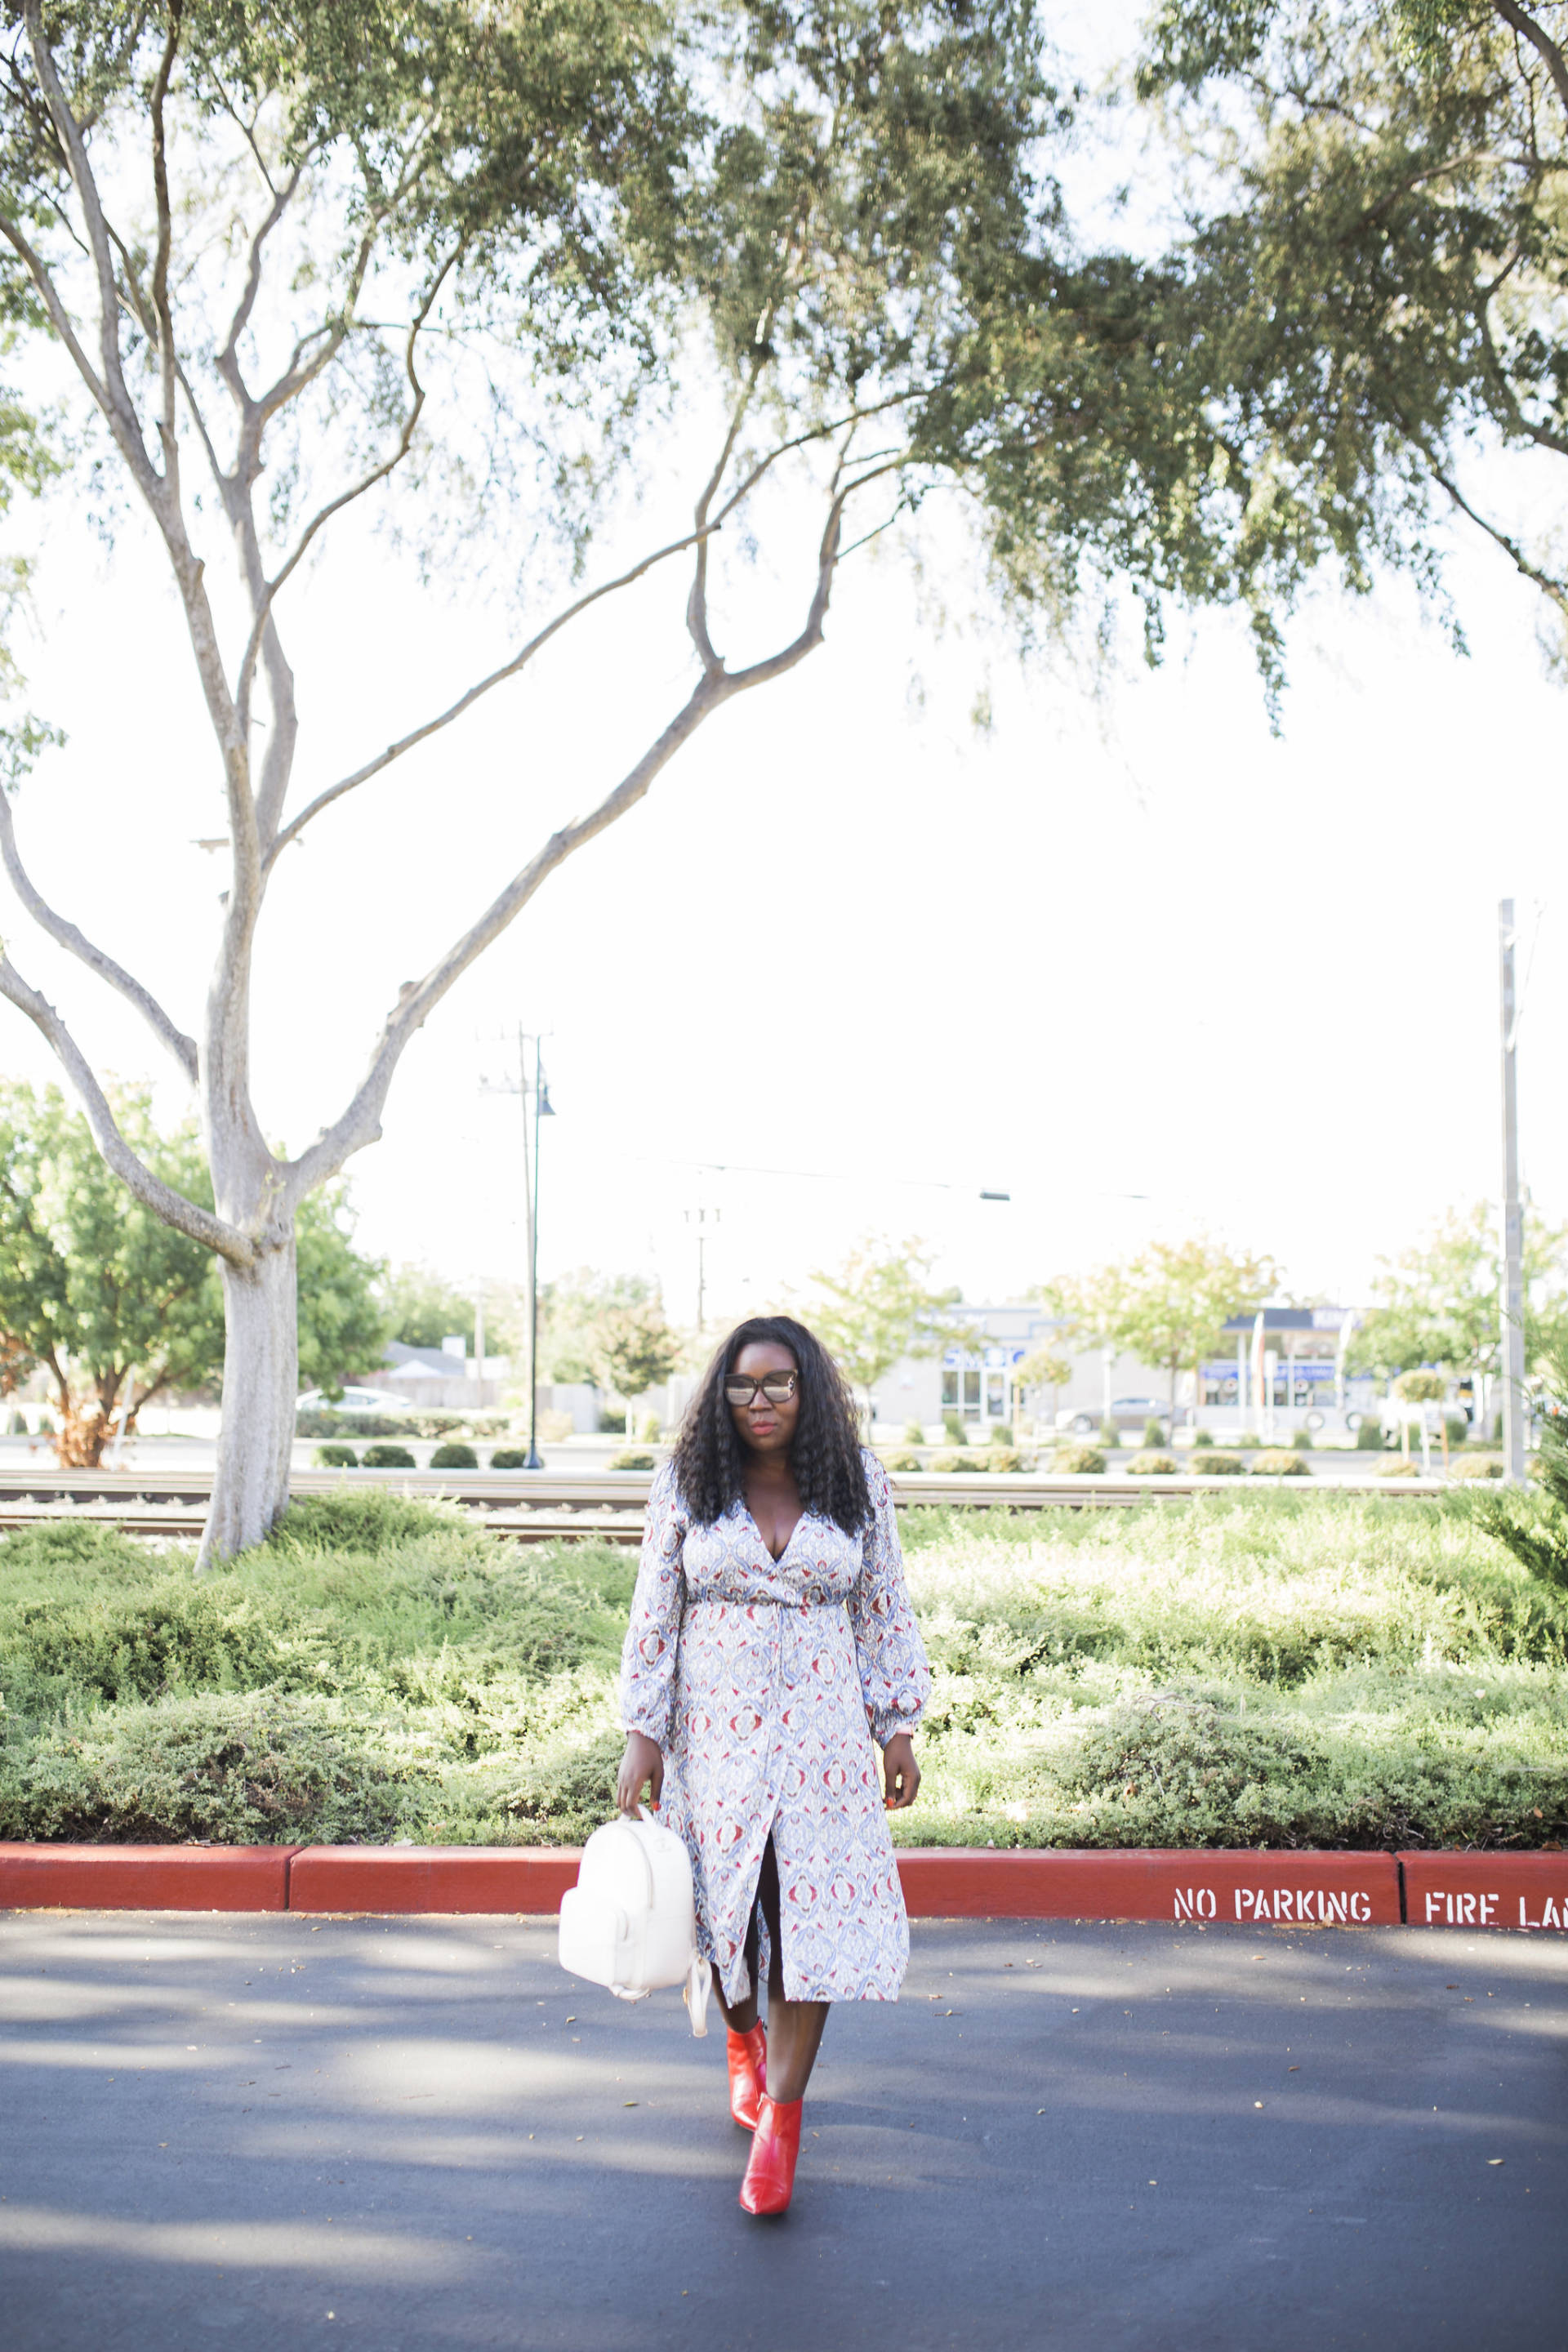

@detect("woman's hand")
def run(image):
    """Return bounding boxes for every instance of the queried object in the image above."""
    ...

[882,1732,920,1811]
[617,1731,664,1815]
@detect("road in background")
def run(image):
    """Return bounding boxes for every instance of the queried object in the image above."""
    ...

[1,1914,1561,2351]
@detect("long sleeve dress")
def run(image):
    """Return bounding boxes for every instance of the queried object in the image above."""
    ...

[619,1450,932,2006]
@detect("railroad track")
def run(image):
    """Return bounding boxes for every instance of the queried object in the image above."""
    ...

[0,1462,1445,1541]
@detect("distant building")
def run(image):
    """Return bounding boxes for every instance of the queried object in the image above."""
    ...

[875,1300,1377,1439]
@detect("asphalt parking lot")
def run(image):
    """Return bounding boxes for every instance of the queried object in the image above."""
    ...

[1,1912,1562,2351]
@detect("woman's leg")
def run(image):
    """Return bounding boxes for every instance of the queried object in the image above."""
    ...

[712,1889,762,2034]
[755,1837,827,2102]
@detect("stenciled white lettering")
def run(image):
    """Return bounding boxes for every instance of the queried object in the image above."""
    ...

[1427,1893,1445,1923]
[1351,1891,1371,1922]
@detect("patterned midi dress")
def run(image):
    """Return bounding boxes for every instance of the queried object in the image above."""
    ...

[619,1450,932,2005]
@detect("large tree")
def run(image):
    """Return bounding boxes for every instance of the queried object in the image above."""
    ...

[0,1081,385,1463]
[0,2,1312,1562]
[1138,0,1568,662]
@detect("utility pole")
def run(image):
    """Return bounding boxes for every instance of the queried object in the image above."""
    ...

[479,1027,555,1468]
[685,1204,719,1333]
[1499,901,1527,1483]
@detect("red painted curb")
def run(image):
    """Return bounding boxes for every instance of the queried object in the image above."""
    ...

[895,1848,1401,1924]
[0,1842,295,1911]
[286,1846,581,1915]
[1400,1851,1568,1931]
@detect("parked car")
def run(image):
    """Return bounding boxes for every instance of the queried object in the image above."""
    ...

[296,1386,413,1416]
[1057,1396,1169,1437]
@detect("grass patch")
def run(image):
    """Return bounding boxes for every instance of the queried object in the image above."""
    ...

[0,1487,1563,1849]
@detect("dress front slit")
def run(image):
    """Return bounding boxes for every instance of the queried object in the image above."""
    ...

[620,1450,932,2006]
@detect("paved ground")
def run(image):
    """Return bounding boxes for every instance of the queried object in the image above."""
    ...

[1,1913,1562,2351]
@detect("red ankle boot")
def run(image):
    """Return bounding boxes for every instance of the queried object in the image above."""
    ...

[739,2094,803,2216]
[726,2022,768,2131]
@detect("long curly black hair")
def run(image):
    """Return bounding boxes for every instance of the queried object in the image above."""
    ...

[670,1314,872,1534]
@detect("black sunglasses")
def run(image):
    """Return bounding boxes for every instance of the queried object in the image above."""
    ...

[724,1372,800,1407]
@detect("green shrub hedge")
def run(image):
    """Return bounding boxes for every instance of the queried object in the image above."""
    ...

[429,1441,479,1471]
[489,1449,532,1470]
[1190,1451,1244,1476]
[608,1450,657,1471]
[313,1444,359,1468]
[361,1443,416,1470]
[1054,1444,1107,1474]
[1251,1450,1311,1477]
[2,1489,1567,1849]
[1127,1451,1177,1475]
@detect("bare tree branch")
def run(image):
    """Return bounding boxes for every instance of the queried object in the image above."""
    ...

[281,455,891,1200]
[216,163,304,386]
[1493,0,1568,121]
[23,1,159,498]
[0,947,251,1263]
[0,793,198,1082]
[1429,452,1568,621]
[149,1,183,467]
[1478,286,1568,457]
[688,358,767,670]
[0,212,111,415]
[235,244,461,746]
[265,519,719,866]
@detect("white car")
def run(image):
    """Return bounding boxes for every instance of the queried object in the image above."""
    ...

[296,1386,412,1415]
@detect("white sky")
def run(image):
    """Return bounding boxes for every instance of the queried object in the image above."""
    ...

[2,5,1562,1335]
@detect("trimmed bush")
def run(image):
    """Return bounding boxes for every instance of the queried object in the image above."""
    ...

[1054,1443,1106,1474]
[1128,1452,1177,1475]
[313,1443,359,1468]
[1191,1428,1215,1450]
[1252,1450,1310,1477]
[597,1410,626,1435]
[429,1441,479,1471]
[1099,1422,1122,1449]
[987,1449,1025,1473]
[1356,1418,1385,1450]
[1191,1451,1244,1476]
[1234,1431,1262,1449]
[929,1450,992,1474]
[0,1694,417,1844]
[361,1443,416,1470]
[1143,1419,1167,1450]
[1380,1459,1420,1477]
[942,1414,965,1446]
[988,1424,1014,1448]
[1291,1428,1313,1450]
[608,1450,657,1471]
[904,1421,926,1445]
[1449,1455,1505,1480]
[880,1451,925,1472]
[488,1449,532,1470]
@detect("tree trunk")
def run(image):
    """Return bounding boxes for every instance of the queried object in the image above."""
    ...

[198,1233,297,1570]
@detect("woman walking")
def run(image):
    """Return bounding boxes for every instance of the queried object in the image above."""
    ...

[617,1314,931,2216]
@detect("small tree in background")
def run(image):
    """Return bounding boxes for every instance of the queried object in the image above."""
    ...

[0,1082,385,1463]
[590,1297,683,1405]
[1015,1347,1073,1432]
[1348,1202,1568,1392]
[1045,1237,1276,1420]
[803,1238,960,1429]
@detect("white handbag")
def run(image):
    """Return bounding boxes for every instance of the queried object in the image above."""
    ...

[558,1806,713,2036]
